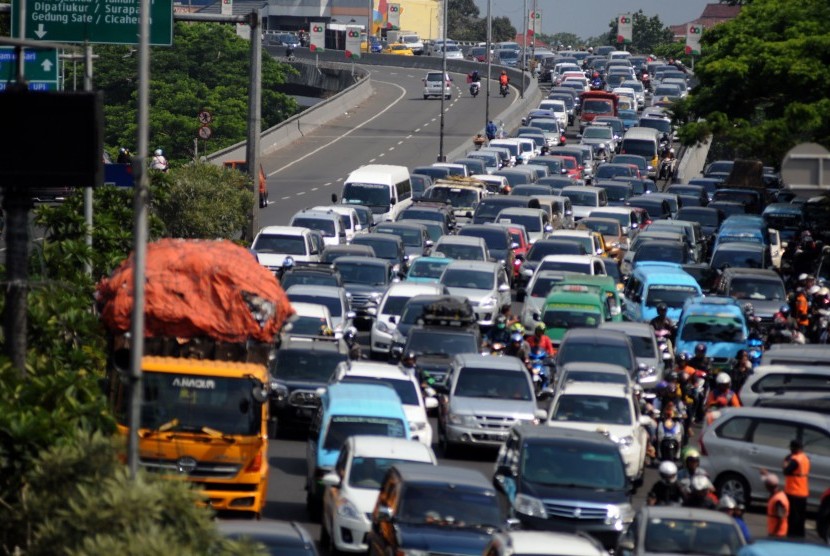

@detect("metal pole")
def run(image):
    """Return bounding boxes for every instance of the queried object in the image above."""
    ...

[521,0,526,99]
[14,0,24,84]
[484,0,491,131]
[437,0,446,161]
[367,0,372,52]
[531,0,536,62]
[128,0,152,481]
[84,43,94,278]
[245,10,262,242]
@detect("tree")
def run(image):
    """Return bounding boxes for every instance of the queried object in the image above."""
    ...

[97,23,298,163]
[539,33,582,49]
[491,17,517,43]
[677,0,830,165]
[447,0,480,41]
[605,10,674,54]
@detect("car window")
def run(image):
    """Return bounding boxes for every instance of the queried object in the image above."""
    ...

[751,420,799,449]
[802,427,830,457]
[753,373,830,393]
[718,417,752,441]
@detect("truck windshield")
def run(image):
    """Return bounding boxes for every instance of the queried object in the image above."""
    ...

[135,372,260,435]
[582,100,613,115]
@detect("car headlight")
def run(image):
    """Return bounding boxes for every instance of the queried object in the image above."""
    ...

[449,413,477,426]
[479,296,497,308]
[613,435,635,450]
[336,498,362,520]
[638,366,656,378]
[605,503,634,528]
[376,320,389,333]
[514,493,548,518]
[409,421,427,431]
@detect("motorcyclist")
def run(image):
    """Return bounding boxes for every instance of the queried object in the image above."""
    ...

[656,405,683,461]
[730,349,753,394]
[654,371,683,415]
[499,70,509,88]
[689,343,712,375]
[647,461,685,506]
[705,372,742,410]
[486,315,511,348]
[469,70,480,83]
[677,448,709,497]
[116,147,132,164]
[650,303,676,339]
[150,148,169,172]
[525,323,556,357]
[683,475,717,509]
[504,332,531,367]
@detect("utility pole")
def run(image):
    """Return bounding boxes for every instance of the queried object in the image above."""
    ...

[84,42,94,278]
[437,0,447,162]
[484,0,491,131]
[521,0,526,99]
[246,10,262,242]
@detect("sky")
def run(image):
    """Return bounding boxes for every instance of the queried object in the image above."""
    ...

[472,0,713,41]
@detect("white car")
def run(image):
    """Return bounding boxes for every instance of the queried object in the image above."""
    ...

[312,205,365,242]
[537,99,568,131]
[290,208,347,247]
[423,71,452,99]
[251,225,325,272]
[282,302,333,340]
[321,436,436,553]
[546,381,649,483]
[285,285,354,339]
[331,360,437,445]
[485,531,609,556]
[370,282,447,356]
[621,79,646,109]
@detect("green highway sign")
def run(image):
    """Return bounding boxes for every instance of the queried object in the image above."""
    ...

[0,47,59,91]
[11,0,173,46]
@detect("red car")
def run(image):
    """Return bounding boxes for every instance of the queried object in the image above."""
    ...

[506,225,531,278]
[546,155,583,181]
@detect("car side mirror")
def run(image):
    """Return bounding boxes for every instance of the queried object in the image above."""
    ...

[544,224,554,233]
[534,408,548,421]
[498,284,510,293]
[425,397,438,410]
[388,315,397,324]
[638,415,653,427]
[376,505,395,523]
[511,242,520,249]
[321,472,341,487]
[331,193,338,203]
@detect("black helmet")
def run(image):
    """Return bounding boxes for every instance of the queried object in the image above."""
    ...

[402,351,417,364]
[665,371,678,382]
[677,352,689,364]
[695,343,707,354]
[656,303,668,314]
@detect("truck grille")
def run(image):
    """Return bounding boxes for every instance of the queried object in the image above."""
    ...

[473,414,517,430]
[140,457,241,478]
[289,389,320,408]
[542,499,608,520]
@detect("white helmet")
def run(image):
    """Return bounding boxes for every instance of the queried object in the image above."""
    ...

[716,372,731,386]
[718,494,737,510]
[154,148,163,156]
[691,474,713,492]
[658,461,678,481]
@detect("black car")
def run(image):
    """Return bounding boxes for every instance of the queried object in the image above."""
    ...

[626,195,671,220]
[280,265,343,290]
[494,425,633,550]
[368,464,507,556]
[268,337,349,437]
[410,174,433,200]
[398,317,481,388]
[412,166,452,182]
[352,233,407,273]
[218,520,318,555]
[332,256,395,326]
[458,224,516,284]
[321,243,376,264]
[397,201,456,233]
[472,197,540,225]
[374,221,433,261]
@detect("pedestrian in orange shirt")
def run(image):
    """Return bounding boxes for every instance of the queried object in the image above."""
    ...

[783,439,810,537]
[761,471,789,538]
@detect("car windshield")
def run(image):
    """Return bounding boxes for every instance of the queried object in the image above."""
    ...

[342,183,391,210]
[354,238,398,259]
[558,343,632,368]
[292,217,335,237]
[640,118,672,134]
[521,443,626,490]
[765,213,802,230]
[529,276,561,298]
[381,295,411,316]
[271,350,348,382]
[678,209,719,227]
[426,187,478,207]
[553,394,631,425]
[340,377,419,405]
[441,269,494,290]
[407,330,478,357]
[398,485,501,526]
[561,190,599,207]
[680,316,745,343]
[335,262,388,286]
[528,242,581,261]
[348,457,422,490]
[539,260,590,274]
[253,234,306,255]
[323,415,406,451]
[598,184,632,201]
[289,315,329,336]
[281,272,338,289]
[499,214,541,232]
[627,335,656,358]
[288,294,342,317]
[543,308,601,329]
[591,212,630,229]
[454,368,531,400]
[582,99,613,115]
[711,247,763,269]
[581,220,620,236]
[461,228,509,249]
[563,370,629,386]
[644,518,743,555]
[408,259,449,279]
[435,243,483,260]
[376,226,423,247]
[401,209,444,224]
[645,286,699,309]
[583,127,612,139]
[634,243,687,264]
[729,278,785,301]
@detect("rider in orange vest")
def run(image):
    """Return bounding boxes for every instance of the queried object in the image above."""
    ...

[783,439,810,537]
[762,471,789,537]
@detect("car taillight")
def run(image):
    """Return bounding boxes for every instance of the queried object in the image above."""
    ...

[245,451,263,473]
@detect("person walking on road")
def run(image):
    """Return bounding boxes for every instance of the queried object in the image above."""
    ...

[783,438,810,537]
[485,120,498,141]
[761,470,789,538]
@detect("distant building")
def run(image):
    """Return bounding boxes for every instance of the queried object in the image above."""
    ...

[670,3,741,41]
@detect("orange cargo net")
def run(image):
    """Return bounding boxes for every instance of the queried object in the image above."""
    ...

[96,238,294,343]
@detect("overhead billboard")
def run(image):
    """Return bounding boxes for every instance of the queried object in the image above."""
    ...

[617,13,632,44]
[309,22,326,52]
[685,23,702,56]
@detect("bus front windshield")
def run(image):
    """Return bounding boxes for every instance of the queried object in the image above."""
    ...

[342,183,391,212]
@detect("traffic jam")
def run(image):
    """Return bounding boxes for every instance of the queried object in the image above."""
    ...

[124,45,830,555]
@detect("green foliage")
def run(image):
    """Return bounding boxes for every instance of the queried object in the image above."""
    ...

[605,10,674,54]
[95,22,298,163]
[679,0,830,164]
[491,17,517,43]
[447,0,514,42]
[154,163,253,239]
[654,41,693,68]
[18,431,264,556]
[540,33,582,49]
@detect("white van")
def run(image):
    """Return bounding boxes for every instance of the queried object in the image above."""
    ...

[608,50,631,61]
[619,127,660,179]
[399,32,424,55]
[340,164,412,224]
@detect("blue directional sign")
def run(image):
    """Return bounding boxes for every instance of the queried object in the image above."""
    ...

[0,47,59,91]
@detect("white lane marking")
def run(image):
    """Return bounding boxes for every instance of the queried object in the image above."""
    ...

[415,128,421,133]
[311,187,318,191]
[266,80,409,177]
[296,191,305,196]
[336,177,343,182]
[369,158,377,162]
[397,140,404,145]
[379,153,385,157]
[281,196,291,200]
[324,182,332,186]
[406,134,413,139]
[388,147,395,151]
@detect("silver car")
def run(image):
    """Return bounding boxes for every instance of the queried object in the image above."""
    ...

[700,406,830,508]
[437,354,546,456]
[600,321,667,390]
[439,260,511,326]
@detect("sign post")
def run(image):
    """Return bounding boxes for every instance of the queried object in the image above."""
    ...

[617,13,632,47]
[685,23,702,70]
[0,47,59,91]
[387,3,400,31]
[11,0,174,45]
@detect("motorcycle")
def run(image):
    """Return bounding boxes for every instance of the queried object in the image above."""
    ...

[654,329,674,366]
[590,77,604,91]
[499,83,509,97]
[747,336,765,367]
[656,417,683,461]
[528,350,554,397]
[469,81,480,97]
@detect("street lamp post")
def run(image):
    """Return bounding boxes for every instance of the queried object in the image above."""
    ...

[521,0,526,99]
[438,0,447,161]
[484,0,491,132]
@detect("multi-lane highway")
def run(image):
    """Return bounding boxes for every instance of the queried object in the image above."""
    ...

[258,66,514,226]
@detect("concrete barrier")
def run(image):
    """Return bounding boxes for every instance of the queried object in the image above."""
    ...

[676,136,712,182]
[207,62,372,164]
